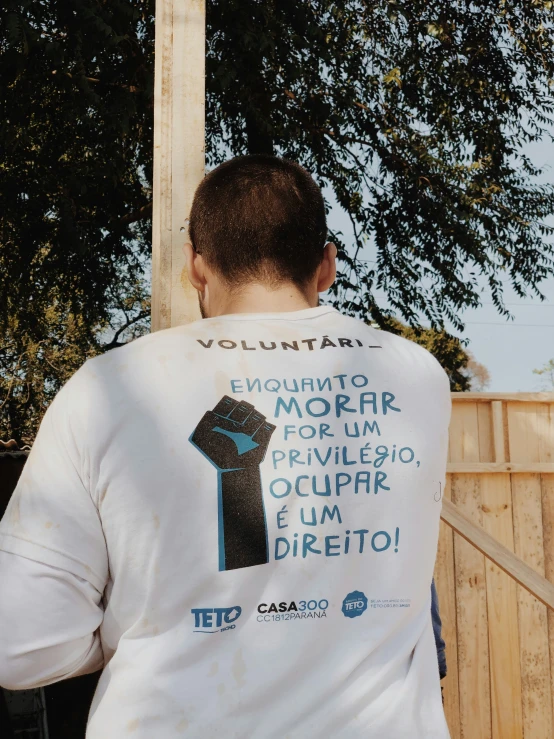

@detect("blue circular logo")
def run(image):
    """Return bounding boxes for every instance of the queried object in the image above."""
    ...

[342,590,368,618]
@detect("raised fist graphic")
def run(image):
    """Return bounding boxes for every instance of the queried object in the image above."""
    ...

[190,396,276,571]
[191,396,275,470]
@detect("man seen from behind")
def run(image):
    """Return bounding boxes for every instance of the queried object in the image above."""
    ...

[0,155,452,738]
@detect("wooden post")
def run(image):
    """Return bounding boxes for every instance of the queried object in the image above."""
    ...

[152,0,205,331]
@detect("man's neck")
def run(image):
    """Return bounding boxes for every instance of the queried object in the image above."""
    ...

[208,282,319,317]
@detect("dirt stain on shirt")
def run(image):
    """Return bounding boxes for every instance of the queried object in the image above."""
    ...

[9,496,20,527]
[208,661,218,677]
[176,717,189,732]
[127,718,140,732]
[215,370,230,398]
[232,649,246,687]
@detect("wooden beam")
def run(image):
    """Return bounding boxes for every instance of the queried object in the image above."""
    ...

[447,462,554,473]
[491,400,506,463]
[441,498,554,612]
[451,392,554,402]
[152,0,205,331]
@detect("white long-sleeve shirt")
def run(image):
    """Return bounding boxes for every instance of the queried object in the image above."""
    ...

[0,306,451,737]
[0,550,104,690]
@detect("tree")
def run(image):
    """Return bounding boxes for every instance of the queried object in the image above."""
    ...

[383,320,489,391]
[533,358,554,390]
[208,0,554,328]
[464,352,491,391]
[2,0,554,441]
[1,1,154,442]
[0,273,149,445]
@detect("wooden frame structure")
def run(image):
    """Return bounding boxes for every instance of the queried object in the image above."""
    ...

[152,0,204,330]
[444,394,554,613]
[437,395,554,737]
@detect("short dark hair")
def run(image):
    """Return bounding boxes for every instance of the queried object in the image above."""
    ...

[189,155,327,289]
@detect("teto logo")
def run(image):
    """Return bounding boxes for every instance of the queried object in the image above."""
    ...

[191,606,242,633]
[341,591,368,618]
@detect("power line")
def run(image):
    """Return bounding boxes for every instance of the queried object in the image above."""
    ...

[476,302,554,307]
[465,321,554,327]
[363,295,554,309]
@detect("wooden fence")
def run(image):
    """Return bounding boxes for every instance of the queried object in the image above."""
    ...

[435,393,554,739]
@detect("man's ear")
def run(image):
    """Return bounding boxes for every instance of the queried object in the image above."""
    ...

[317,242,337,293]
[183,243,207,292]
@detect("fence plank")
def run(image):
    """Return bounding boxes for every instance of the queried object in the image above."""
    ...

[449,402,491,739]
[479,401,520,737]
[538,405,554,731]
[434,476,460,739]
[490,401,505,464]
[541,475,554,731]
[508,403,553,739]
[449,402,481,463]
[537,404,554,464]
[477,401,494,463]
[480,473,523,738]
[452,478,491,739]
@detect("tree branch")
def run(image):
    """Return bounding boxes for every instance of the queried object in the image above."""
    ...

[114,202,153,227]
[103,310,150,351]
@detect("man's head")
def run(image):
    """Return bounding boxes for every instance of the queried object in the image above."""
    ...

[183,155,336,317]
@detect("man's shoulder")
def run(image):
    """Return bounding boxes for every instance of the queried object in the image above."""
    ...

[335,315,449,370]
[360,325,451,394]
[84,322,203,372]
[52,323,204,427]
[373,326,444,362]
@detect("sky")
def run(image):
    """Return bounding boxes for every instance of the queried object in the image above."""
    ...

[324,137,554,393]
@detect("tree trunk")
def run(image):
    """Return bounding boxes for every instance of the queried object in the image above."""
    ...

[245,112,274,155]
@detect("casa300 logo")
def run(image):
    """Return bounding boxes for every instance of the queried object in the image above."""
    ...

[191,606,242,633]
[342,591,368,618]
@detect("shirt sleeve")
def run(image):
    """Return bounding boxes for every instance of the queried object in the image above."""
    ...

[0,364,108,594]
[0,550,104,690]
